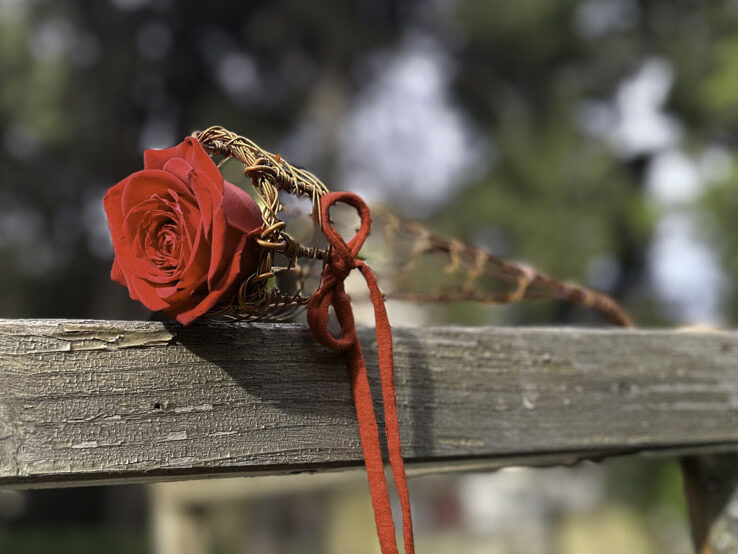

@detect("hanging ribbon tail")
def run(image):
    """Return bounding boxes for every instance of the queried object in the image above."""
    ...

[307,191,415,554]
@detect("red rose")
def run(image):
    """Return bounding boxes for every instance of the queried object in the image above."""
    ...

[103,137,262,324]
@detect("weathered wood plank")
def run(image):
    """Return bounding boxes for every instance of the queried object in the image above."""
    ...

[1,319,738,488]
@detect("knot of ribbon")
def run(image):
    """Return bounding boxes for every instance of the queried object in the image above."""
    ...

[307,191,415,554]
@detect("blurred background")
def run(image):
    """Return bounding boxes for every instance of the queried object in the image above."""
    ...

[1,0,736,551]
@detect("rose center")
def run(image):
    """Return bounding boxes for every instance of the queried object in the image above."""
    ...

[145,219,182,269]
[158,224,177,256]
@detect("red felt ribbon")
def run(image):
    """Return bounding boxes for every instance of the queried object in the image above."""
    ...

[307,191,415,554]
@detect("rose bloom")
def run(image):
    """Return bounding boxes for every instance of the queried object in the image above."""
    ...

[103,137,262,324]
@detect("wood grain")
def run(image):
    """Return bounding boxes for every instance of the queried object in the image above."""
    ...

[1,319,738,488]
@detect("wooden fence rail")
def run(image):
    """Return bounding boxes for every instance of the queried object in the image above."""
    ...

[0,319,737,488]
[6,319,738,551]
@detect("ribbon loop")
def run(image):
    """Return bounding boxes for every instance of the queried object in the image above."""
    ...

[307,191,415,554]
[307,282,356,352]
[317,190,372,258]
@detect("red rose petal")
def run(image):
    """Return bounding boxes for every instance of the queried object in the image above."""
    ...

[155,285,179,298]
[239,227,262,277]
[186,167,220,236]
[206,210,232,288]
[143,141,190,171]
[162,158,194,189]
[144,137,223,191]
[169,233,249,325]
[103,178,127,247]
[124,272,170,311]
[121,170,192,214]
[223,181,262,234]
[110,260,127,287]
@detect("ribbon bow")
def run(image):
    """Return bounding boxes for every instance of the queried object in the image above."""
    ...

[307,192,415,554]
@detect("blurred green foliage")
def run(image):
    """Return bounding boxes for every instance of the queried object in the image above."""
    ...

[1,0,736,327]
[0,527,148,554]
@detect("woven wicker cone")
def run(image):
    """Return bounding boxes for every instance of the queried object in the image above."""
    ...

[193,126,632,327]
[375,208,633,327]
[193,125,329,320]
